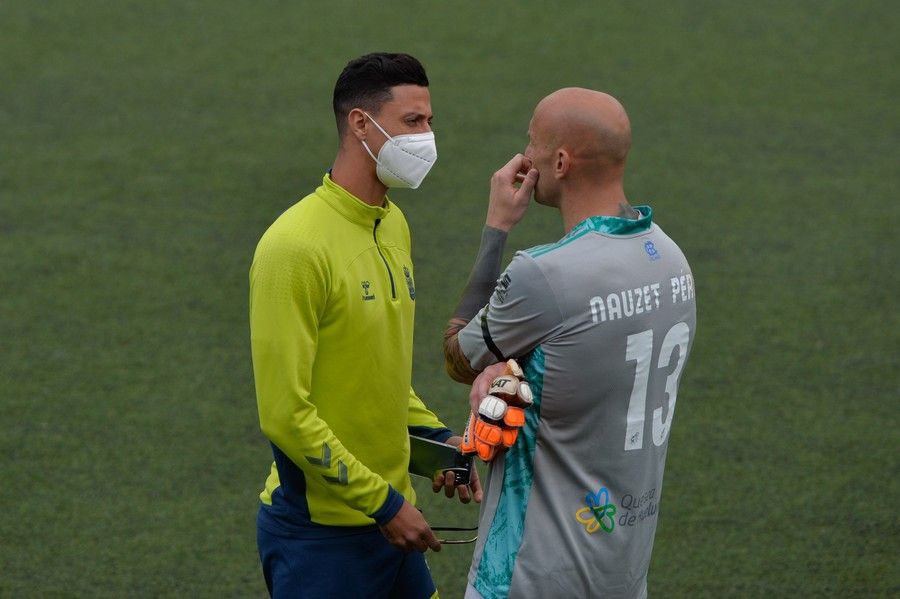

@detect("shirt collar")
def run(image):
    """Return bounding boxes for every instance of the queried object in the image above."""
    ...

[566,205,653,239]
[319,173,392,226]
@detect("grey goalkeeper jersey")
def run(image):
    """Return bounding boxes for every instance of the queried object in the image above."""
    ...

[458,207,696,599]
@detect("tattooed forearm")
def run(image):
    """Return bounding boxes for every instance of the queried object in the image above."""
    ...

[443,318,480,384]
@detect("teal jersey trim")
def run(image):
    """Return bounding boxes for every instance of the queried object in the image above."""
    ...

[474,347,546,599]
[527,205,653,259]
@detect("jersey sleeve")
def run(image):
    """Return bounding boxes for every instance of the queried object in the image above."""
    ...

[457,251,565,371]
[406,386,453,442]
[249,236,400,523]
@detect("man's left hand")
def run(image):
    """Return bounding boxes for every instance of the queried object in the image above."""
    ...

[432,436,483,504]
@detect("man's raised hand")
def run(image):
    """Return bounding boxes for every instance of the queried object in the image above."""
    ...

[486,154,539,232]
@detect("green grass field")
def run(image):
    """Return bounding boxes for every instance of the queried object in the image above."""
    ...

[1,1,897,596]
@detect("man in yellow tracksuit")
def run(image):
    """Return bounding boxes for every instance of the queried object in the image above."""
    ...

[249,53,480,598]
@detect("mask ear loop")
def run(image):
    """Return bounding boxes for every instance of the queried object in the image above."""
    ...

[363,111,393,141]
[360,111,392,169]
[360,139,380,164]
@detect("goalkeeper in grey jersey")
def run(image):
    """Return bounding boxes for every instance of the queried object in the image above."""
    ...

[442,88,697,599]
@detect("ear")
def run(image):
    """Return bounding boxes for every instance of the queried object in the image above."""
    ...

[555,149,571,179]
[347,108,368,141]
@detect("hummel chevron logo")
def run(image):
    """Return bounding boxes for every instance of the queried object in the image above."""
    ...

[305,443,332,467]
[323,461,348,486]
[305,443,349,485]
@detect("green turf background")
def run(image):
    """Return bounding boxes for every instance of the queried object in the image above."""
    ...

[1,1,897,596]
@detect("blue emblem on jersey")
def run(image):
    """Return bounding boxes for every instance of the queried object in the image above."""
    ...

[644,240,660,261]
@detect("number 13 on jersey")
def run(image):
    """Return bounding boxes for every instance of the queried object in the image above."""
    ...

[623,322,691,451]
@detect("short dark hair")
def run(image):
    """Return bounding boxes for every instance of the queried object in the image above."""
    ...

[332,53,429,135]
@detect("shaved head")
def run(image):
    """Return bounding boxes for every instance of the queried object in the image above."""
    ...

[524,88,633,210]
[532,87,631,165]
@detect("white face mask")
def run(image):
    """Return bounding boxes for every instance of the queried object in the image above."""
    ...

[361,112,437,189]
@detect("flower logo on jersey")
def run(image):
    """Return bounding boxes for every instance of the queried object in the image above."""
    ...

[361,280,375,301]
[403,266,416,300]
[575,486,617,534]
[644,240,661,261]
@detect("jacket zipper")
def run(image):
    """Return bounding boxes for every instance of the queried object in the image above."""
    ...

[373,219,396,300]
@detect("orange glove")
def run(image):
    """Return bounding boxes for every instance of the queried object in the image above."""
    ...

[460,360,534,462]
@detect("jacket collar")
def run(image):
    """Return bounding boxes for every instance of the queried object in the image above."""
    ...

[318,173,392,227]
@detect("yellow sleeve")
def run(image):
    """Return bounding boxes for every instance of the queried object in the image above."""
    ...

[406,386,453,442]
[249,236,394,517]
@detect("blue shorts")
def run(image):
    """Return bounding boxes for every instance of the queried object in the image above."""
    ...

[257,505,438,598]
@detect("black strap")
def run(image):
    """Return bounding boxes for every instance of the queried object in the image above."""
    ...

[481,309,506,362]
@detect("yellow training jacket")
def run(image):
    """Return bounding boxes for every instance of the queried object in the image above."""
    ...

[250,174,450,529]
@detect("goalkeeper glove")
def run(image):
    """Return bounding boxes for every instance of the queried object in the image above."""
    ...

[460,359,534,461]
